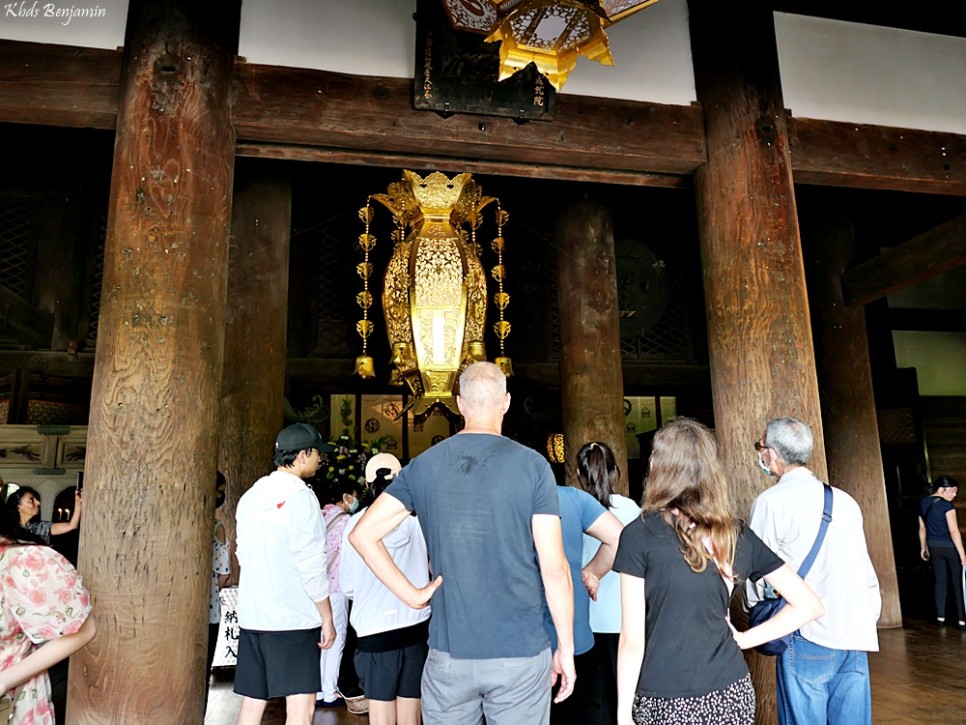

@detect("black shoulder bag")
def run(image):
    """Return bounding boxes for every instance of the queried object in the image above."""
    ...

[747,483,832,656]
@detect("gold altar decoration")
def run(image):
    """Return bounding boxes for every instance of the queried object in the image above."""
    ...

[546,432,566,463]
[353,170,512,417]
[439,0,663,90]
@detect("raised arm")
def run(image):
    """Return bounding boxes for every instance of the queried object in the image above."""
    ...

[349,492,441,609]
[732,564,824,651]
[532,512,575,703]
[617,573,645,725]
[50,490,82,537]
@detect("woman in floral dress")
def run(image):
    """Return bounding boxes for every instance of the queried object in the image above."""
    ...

[0,507,96,724]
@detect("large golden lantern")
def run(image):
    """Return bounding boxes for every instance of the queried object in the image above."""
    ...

[353,170,512,417]
[439,0,664,90]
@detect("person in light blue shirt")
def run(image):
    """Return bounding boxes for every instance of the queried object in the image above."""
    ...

[578,441,640,725]
[545,465,624,724]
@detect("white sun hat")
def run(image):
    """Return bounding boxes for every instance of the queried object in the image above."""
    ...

[364,452,402,484]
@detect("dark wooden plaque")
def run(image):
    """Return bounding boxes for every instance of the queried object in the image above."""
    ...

[414,0,555,121]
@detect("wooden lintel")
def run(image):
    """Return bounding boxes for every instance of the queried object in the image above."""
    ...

[842,213,966,306]
[235,142,690,188]
[0,350,95,377]
[0,40,120,130]
[232,63,707,176]
[1,39,965,195]
[789,117,966,195]
[0,284,54,348]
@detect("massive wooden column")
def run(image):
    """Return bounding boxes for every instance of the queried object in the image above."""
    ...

[801,203,902,627]
[555,200,628,492]
[689,4,825,723]
[219,161,292,577]
[70,1,239,723]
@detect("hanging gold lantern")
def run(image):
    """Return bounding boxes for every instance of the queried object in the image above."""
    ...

[439,0,664,90]
[353,170,512,417]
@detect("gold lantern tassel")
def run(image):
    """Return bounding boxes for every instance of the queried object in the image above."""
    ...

[354,199,376,379]
[492,203,512,377]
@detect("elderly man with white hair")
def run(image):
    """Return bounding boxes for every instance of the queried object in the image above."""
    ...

[749,417,881,725]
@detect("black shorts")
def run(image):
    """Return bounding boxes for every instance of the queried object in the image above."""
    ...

[354,640,428,701]
[233,627,322,700]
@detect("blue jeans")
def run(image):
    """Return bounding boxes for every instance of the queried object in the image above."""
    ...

[420,647,552,725]
[776,635,871,725]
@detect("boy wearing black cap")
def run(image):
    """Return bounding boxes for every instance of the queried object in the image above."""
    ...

[234,423,337,725]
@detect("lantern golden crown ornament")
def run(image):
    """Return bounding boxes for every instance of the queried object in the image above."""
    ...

[353,170,513,417]
[439,0,664,90]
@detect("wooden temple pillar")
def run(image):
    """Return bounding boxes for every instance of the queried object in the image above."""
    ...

[689,3,826,723]
[555,200,629,493]
[69,1,240,722]
[801,203,902,627]
[219,160,293,580]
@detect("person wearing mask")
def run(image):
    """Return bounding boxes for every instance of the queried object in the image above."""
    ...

[317,478,362,708]
[918,475,966,629]
[750,417,880,725]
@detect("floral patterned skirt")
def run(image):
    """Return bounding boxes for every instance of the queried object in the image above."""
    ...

[632,674,755,725]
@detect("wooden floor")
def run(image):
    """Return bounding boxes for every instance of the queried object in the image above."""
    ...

[204,617,965,724]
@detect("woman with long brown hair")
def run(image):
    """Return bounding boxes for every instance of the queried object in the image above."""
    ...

[614,418,823,725]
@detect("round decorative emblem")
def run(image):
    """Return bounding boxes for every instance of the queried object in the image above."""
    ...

[365,418,381,434]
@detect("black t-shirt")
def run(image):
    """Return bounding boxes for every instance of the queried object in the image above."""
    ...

[613,511,784,698]
[920,496,955,547]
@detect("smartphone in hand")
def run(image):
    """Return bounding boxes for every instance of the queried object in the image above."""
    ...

[76,471,84,494]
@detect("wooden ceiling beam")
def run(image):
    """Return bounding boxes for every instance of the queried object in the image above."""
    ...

[231,63,707,176]
[789,118,966,195]
[0,40,964,195]
[842,213,966,306]
[0,41,120,130]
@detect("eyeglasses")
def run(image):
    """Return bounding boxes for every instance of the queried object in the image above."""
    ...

[753,441,768,452]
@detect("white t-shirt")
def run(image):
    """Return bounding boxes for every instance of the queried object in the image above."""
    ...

[582,493,641,633]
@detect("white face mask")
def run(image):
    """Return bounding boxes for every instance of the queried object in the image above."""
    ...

[757,451,773,476]
[346,495,360,514]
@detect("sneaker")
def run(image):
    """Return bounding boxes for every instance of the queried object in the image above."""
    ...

[336,689,369,715]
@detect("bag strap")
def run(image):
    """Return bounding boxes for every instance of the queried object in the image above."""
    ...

[797,483,833,580]
[325,511,348,534]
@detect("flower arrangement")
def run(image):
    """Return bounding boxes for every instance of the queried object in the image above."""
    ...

[319,396,386,498]
[320,433,384,495]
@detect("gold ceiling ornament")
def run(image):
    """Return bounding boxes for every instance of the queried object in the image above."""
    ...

[353,170,512,417]
[439,0,663,90]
